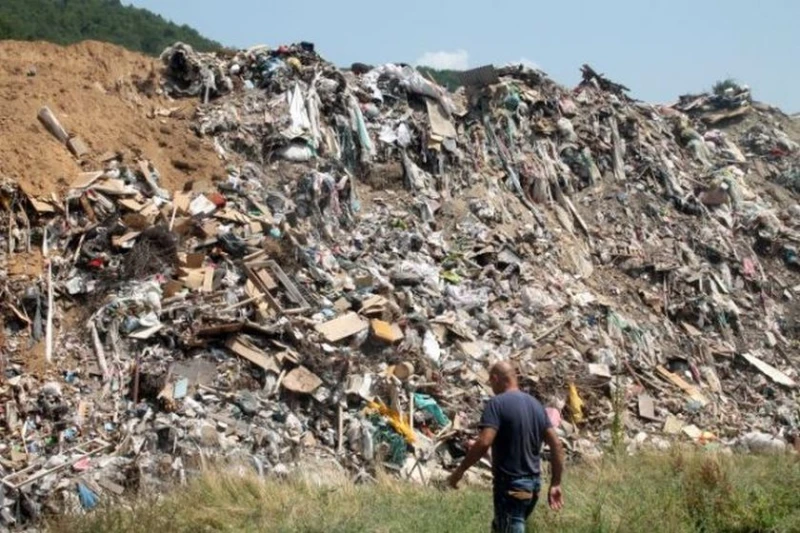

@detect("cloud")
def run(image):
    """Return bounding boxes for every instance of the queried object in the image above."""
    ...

[415,49,469,70]
[507,57,541,70]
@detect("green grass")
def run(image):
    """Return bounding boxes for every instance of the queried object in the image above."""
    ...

[50,452,800,533]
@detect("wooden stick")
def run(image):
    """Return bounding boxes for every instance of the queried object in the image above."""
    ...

[132,353,141,404]
[90,321,109,382]
[409,390,415,432]
[169,202,178,231]
[45,261,54,364]
[337,404,344,455]
[532,318,569,344]
[7,207,14,255]
[273,369,287,396]
[221,293,265,313]
[73,233,86,264]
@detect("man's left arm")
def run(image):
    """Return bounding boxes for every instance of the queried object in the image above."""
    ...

[448,427,496,488]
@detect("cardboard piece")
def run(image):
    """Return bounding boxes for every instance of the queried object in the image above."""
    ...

[345,374,374,401]
[174,191,192,214]
[360,295,388,314]
[333,297,352,312]
[425,98,457,139]
[184,253,205,269]
[315,312,368,342]
[215,208,249,224]
[664,414,683,434]
[371,319,404,343]
[163,280,184,298]
[682,424,703,440]
[283,366,323,394]
[588,363,612,379]
[190,195,217,216]
[71,171,104,190]
[92,179,135,196]
[181,268,207,290]
[637,394,658,421]
[28,198,55,214]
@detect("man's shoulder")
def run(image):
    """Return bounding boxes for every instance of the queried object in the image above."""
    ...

[493,390,541,408]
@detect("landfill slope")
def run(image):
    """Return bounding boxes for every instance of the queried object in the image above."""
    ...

[0,40,225,198]
[1,41,800,527]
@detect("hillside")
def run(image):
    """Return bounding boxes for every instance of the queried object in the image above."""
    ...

[0,0,221,56]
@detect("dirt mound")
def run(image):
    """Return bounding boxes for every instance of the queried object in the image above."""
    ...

[0,40,225,197]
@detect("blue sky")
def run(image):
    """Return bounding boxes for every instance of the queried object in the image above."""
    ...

[128,0,800,111]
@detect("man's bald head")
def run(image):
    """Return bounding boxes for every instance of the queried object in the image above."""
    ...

[489,361,518,394]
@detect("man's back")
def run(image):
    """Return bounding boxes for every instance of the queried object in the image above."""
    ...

[479,390,551,478]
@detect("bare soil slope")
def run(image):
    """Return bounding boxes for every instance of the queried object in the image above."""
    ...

[0,40,224,197]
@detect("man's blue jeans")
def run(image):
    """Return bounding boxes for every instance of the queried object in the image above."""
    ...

[492,475,541,533]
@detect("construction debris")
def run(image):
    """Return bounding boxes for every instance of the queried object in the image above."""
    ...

[0,40,798,527]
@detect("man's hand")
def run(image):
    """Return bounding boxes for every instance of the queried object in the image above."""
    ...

[447,427,496,490]
[447,469,464,489]
[548,485,564,511]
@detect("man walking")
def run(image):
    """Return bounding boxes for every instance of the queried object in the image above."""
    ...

[448,361,564,532]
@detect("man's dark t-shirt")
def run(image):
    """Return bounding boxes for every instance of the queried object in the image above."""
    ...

[479,390,552,478]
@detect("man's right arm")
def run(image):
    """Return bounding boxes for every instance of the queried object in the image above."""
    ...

[543,427,564,510]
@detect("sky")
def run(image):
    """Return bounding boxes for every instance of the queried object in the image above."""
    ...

[127,0,800,111]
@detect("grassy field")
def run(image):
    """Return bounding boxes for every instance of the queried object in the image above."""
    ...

[51,452,800,533]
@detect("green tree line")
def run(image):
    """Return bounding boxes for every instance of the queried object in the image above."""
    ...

[418,67,464,91]
[0,0,221,56]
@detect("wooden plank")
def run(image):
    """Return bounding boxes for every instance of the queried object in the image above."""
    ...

[225,336,280,373]
[196,322,244,337]
[256,269,279,291]
[1,439,110,490]
[266,260,309,309]
[111,231,140,248]
[244,266,283,314]
[656,366,709,406]
[740,352,796,388]
[202,267,215,293]
[315,312,368,342]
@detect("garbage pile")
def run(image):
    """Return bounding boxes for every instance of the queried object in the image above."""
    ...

[675,80,753,125]
[1,41,799,526]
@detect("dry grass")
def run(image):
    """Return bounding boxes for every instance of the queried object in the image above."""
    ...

[50,452,800,533]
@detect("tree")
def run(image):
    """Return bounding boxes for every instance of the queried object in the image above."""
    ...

[0,0,222,56]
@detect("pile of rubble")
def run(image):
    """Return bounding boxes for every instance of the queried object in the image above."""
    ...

[1,40,799,526]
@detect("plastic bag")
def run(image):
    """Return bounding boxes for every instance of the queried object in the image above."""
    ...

[414,393,450,428]
[568,383,584,424]
[423,330,441,365]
